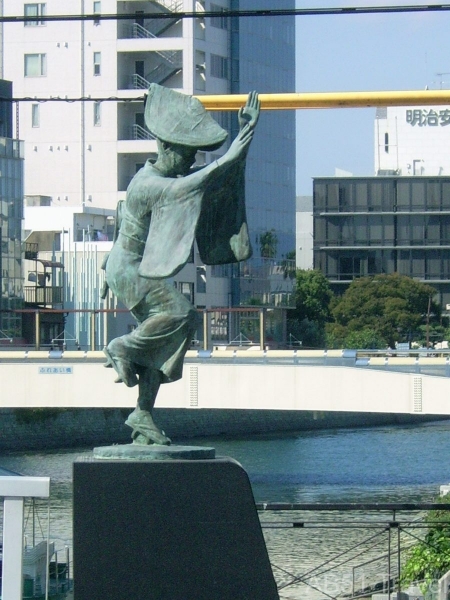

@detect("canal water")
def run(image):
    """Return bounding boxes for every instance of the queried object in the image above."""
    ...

[2,419,450,599]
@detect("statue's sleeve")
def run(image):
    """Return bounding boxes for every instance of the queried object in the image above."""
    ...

[195,160,253,265]
[138,183,203,279]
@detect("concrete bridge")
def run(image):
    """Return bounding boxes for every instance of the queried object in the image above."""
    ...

[1,349,450,419]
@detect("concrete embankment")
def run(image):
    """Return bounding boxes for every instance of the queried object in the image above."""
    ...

[0,408,445,452]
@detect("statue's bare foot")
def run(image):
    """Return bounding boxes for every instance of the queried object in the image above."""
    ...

[125,408,171,446]
[103,344,138,387]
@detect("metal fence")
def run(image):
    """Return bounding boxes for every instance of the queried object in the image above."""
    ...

[256,503,450,600]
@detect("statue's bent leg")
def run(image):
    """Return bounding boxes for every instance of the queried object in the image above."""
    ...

[124,367,171,446]
[136,364,162,412]
[125,367,170,445]
[105,292,198,445]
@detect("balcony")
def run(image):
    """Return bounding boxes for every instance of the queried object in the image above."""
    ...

[131,124,154,141]
[128,50,182,89]
[118,0,183,40]
[24,258,65,308]
[24,286,64,306]
[127,18,181,39]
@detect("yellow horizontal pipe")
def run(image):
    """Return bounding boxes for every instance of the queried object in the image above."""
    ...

[195,90,450,110]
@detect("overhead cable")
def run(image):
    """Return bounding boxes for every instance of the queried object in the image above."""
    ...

[3,4,450,24]
[0,96,146,103]
[4,90,450,111]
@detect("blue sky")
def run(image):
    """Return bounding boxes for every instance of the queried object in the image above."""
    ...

[295,0,450,195]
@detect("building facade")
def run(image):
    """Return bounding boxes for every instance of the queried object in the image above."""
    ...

[0,137,24,342]
[375,105,450,177]
[313,175,450,308]
[2,0,296,324]
[312,104,450,310]
[229,0,296,307]
[0,78,24,343]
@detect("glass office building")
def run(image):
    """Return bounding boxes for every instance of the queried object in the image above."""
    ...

[0,78,24,341]
[313,176,450,308]
[0,137,24,339]
[229,0,296,305]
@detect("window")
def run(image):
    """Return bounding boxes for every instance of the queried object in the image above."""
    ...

[195,50,206,91]
[195,0,205,39]
[210,54,228,79]
[24,3,46,26]
[24,54,46,77]
[196,266,206,294]
[426,181,441,210]
[179,282,194,304]
[338,182,351,211]
[443,182,450,209]
[93,101,101,126]
[210,4,228,29]
[31,104,40,127]
[93,52,101,76]
[425,215,441,245]
[396,181,411,211]
[354,182,368,211]
[411,180,426,211]
[93,1,101,25]
[338,256,361,280]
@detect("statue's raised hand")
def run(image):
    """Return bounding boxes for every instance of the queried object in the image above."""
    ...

[238,91,260,130]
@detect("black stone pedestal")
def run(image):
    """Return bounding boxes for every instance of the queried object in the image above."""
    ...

[73,457,279,600]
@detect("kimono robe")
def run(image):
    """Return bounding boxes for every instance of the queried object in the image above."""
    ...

[105,156,251,383]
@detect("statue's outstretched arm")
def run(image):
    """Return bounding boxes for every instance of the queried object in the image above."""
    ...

[168,121,256,199]
[160,92,259,202]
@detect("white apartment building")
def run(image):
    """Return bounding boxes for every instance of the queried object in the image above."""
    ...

[375,104,450,176]
[2,0,296,346]
[3,0,227,209]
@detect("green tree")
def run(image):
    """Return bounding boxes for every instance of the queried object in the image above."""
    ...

[328,273,440,348]
[343,328,387,349]
[259,229,278,259]
[401,495,450,592]
[294,269,333,324]
[288,270,334,347]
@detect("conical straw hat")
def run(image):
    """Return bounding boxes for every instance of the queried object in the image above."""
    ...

[145,83,228,151]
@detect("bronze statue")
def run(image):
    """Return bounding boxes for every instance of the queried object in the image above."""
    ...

[102,84,260,445]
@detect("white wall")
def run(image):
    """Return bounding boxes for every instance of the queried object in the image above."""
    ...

[3,0,121,207]
[296,195,313,270]
[375,105,450,175]
[1,353,450,418]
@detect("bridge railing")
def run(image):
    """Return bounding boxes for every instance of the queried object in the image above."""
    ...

[2,307,450,356]
[256,502,450,600]
[1,347,450,379]
[0,306,288,352]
